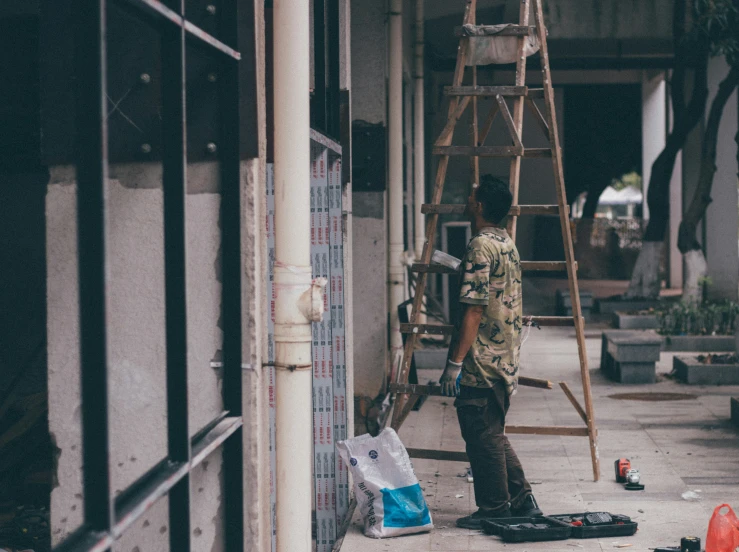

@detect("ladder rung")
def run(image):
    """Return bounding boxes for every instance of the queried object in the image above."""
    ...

[433,146,552,158]
[400,317,574,335]
[523,261,577,272]
[408,426,590,461]
[407,448,468,462]
[527,316,576,327]
[454,25,535,37]
[400,323,454,336]
[421,204,565,216]
[411,261,576,273]
[390,376,552,394]
[528,88,545,98]
[411,263,456,274]
[445,86,528,97]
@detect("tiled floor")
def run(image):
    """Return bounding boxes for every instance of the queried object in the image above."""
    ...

[340,324,739,551]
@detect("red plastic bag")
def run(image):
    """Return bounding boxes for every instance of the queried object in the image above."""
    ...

[706,504,739,552]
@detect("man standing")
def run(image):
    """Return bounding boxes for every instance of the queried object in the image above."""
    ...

[439,175,542,528]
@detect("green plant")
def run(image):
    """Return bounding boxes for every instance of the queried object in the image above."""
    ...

[698,275,714,303]
[610,171,643,192]
[657,300,739,335]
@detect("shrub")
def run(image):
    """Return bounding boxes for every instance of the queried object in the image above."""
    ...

[657,301,739,336]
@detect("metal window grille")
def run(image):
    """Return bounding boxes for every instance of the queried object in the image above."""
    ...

[311,0,341,139]
[55,1,245,550]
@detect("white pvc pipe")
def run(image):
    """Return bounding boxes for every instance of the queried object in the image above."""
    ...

[273,0,314,550]
[413,0,425,259]
[388,0,405,355]
[413,0,427,324]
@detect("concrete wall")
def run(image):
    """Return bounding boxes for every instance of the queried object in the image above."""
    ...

[704,58,739,301]
[47,157,268,551]
[350,0,388,426]
[422,0,672,38]
[540,0,672,40]
[47,163,224,550]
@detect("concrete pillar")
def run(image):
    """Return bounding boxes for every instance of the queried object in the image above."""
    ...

[705,58,739,300]
[350,0,388,430]
[641,71,666,223]
[642,70,684,289]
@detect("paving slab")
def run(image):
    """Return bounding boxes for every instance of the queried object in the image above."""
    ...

[340,327,739,552]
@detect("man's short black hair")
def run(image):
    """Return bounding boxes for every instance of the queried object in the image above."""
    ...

[476,174,513,224]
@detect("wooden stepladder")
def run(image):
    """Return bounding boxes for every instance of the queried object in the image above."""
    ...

[388,0,601,481]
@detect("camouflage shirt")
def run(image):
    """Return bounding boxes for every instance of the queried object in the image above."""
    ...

[457,227,523,395]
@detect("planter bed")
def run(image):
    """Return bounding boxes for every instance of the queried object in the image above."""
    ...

[613,311,659,330]
[662,335,735,352]
[596,297,662,315]
[556,290,593,317]
[673,354,739,385]
[600,330,659,370]
[602,331,661,384]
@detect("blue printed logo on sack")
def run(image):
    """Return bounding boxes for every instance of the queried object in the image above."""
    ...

[350,457,358,466]
[369,450,378,460]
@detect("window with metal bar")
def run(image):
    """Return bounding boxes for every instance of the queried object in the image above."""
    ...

[51,1,250,550]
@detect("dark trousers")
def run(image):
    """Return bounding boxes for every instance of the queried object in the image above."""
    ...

[455,383,533,513]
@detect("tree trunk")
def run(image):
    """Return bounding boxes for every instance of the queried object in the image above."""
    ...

[678,67,739,253]
[581,180,611,219]
[627,241,664,299]
[626,2,709,298]
[683,249,708,303]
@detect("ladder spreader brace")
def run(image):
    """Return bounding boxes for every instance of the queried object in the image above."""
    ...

[387,0,600,481]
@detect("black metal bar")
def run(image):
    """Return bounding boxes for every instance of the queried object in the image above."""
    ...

[184,21,241,60]
[339,89,351,185]
[326,0,340,139]
[191,416,243,464]
[114,459,189,535]
[236,0,260,158]
[161,1,192,548]
[311,0,327,131]
[74,0,113,540]
[114,0,182,27]
[219,0,245,549]
[52,527,114,552]
[112,0,241,60]
[55,416,243,551]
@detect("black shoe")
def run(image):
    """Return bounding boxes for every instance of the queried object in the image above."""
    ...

[456,508,511,530]
[511,495,543,517]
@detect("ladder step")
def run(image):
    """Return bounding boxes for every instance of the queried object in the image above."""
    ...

[400,323,454,336]
[444,86,528,97]
[528,88,545,98]
[454,25,535,37]
[412,261,576,274]
[421,204,564,216]
[408,426,590,461]
[390,376,552,394]
[433,146,552,158]
[401,317,575,335]
[526,316,576,327]
[407,448,468,462]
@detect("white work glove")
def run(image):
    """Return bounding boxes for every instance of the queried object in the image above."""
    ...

[439,359,462,397]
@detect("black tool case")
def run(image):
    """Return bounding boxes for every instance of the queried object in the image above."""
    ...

[549,512,638,538]
[481,517,573,543]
